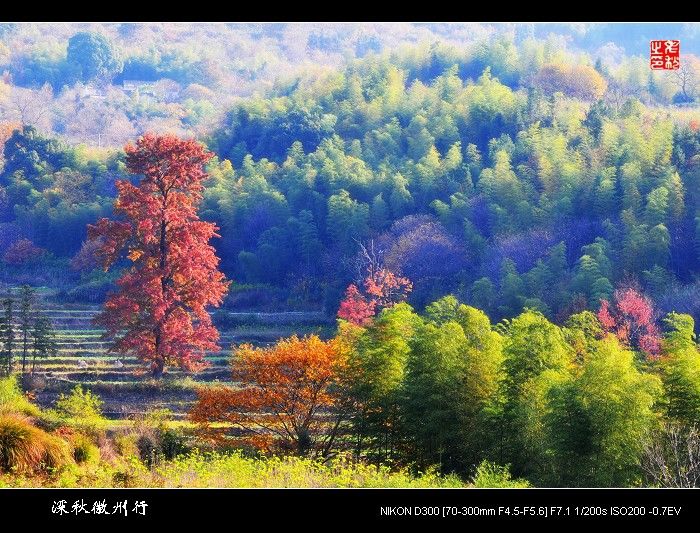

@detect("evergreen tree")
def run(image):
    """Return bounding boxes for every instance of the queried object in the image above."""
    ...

[1,294,15,375]
[32,314,57,373]
[498,259,524,318]
[18,284,35,373]
[403,300,504,471]
[547,336,661,486]
[369,193,389,231]
[341,303,422,463]
[500,310,573,477]
[660,313,700,426]
[470,277,496,316]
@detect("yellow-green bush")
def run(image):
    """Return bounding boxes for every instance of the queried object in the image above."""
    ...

[49,385,107,434]
[0,415,72,474]
[54,385,104,420]
[113,433,140,458]
[0,376,41,417]
[471,460,530,488]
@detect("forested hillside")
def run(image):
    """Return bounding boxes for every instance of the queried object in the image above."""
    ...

[206,48,699,320]
[3,24,700,324]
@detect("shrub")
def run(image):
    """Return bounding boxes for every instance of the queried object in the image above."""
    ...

[0,375,41,417]
[111,456,150,488]
[54,385,104,422]
[136,433,160,467]
[160,429,189,460]
[71,433,100,465]
[0,415,72,473]
[48,386,106,437]
[642,423,700,487]
[113,433,140,458]
[471,461,530,488]
[21,373,47,393]
[131,409,190,466]
[112,470,136,487]
[3,239,46,265]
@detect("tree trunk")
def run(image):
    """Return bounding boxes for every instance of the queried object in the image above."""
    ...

[297,428,312,456]
[152,323,164,379]
[152,358,165,379]
[22,330,27,373]
[152,213,168,380]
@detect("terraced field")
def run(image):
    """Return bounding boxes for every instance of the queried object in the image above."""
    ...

[13,291,334,420]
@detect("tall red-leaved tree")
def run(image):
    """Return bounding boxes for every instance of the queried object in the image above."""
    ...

[88,134,230,377]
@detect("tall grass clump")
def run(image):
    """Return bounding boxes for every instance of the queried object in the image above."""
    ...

[128,408,190,467]
[0,414,72,474]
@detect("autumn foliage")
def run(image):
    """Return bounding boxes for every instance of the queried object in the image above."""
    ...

[88,134,229,377]
[190,335,347,455]
[598,287,661,357]
[337,285,377,326]
[0,122,21,151]
[337,268,412,326]
[533,63,608,100]
[3,239,45,265]
[70,237,103,271]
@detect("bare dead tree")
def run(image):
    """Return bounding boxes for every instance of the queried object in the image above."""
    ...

[59,96,136,147]
[641,423,700,487]
[668,58,699,102]
[3,84,53,131]
[352,238,385,284]
[604,79,632,114]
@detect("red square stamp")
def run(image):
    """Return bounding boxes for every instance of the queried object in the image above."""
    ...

[650,40,680,70]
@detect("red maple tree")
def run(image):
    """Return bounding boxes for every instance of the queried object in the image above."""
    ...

[598,287,661,358]
[337,284,377,326]
[88,133,230,377]
[337,267,412,326]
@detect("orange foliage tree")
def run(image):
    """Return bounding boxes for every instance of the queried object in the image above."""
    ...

[534,63,608,100]
[190,335,348,456]
[88,133,230,377]
[0,121,21,149]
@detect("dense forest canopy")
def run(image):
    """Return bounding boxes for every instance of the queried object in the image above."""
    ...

[2,23,700,325]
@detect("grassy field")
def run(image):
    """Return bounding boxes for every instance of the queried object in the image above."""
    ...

[0,452,471,488]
